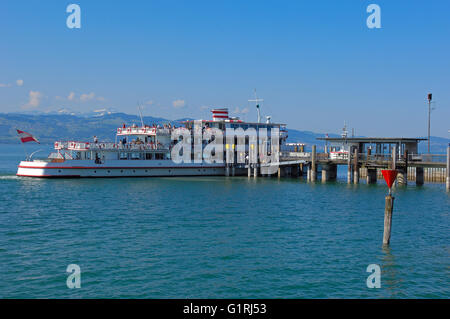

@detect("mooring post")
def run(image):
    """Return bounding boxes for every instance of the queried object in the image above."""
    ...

[248,164,252,177]
[321,164,328,183]
[347,152,352,184]
[446,146,450,192]
[381,169,398,246]
[397,150,408,186]
[416,167,424,186]
[353,148,359,184]
[383,195,395,246]
[392,146,397,170]
[311,145,316,181]
[329,164,337,181]
[225,164,230,177]
[366,168,377,184]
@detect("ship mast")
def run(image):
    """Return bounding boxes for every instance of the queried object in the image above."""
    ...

[248,89,264,123]
[138,103,145,127]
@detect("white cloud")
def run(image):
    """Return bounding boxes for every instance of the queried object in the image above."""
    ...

[64,91,104,102]
[232,107,249,114]
[80,92,95,102]
[16,79,24,86]
[172,99,186,108]
[200,105,209,110]
[0,83,11,87]
[145,100,154,105]
[23,90,43,109]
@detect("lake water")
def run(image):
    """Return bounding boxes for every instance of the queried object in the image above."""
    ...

[0,144,449,298]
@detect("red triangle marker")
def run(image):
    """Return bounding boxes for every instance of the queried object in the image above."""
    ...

[381,169,398,189]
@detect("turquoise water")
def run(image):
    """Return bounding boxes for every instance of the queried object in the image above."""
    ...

[0,144,449,298]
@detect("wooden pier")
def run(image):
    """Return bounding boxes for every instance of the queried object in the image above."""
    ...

[248,144,450,191]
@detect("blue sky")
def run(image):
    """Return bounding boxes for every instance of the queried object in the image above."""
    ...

[1,0,449,137]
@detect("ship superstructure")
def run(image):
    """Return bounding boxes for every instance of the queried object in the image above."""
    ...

[17,108,287,178]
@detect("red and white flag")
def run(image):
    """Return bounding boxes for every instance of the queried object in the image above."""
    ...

[17,129,40,144]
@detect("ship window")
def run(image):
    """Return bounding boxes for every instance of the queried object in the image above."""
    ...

[145,153,153,160]
[119,152,128,160]
[131,153,141,160]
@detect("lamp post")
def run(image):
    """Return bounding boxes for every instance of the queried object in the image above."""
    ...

[427,93,432,153]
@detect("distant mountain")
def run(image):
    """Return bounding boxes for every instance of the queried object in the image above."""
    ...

[0,112,177,144]
[0,112,448,153]
[418,136,450,154]
[286,130,340,150]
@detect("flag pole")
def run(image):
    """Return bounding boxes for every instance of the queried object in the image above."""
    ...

[15,128,29,161]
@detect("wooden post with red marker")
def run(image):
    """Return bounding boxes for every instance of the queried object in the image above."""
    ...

[381,169,398,246]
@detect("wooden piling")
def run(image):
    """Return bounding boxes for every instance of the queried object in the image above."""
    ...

[321,165,328,183]
[397,169,407,186]
[366,168,377,184]
[347,151,352,184]
[353,149,359,184]
[329,164,337,181]
[447,146,450,192]
[311,145,316,181]
[416,167,424,185]
[383,195,395,246]
[392,146,397,170]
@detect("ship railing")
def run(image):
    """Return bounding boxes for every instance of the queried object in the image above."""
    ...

[117,127,157,135]
[55,141,92,150]
[156,128,171,135]
[117,144,169,151]
[55,141,169,152]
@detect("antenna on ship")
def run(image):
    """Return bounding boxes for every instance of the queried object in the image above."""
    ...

[341,122,348,139]
[248,89,264,123]
[138,103,145,127]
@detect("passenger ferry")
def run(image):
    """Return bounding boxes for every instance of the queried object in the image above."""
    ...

[17,108,287,178]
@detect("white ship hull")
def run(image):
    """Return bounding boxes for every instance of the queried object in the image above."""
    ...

[17,160,229,178]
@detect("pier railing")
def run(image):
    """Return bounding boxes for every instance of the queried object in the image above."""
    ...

[407,153,447,163]
[281,151,446,165]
